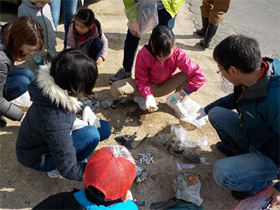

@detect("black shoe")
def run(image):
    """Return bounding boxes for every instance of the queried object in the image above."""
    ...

[216,142,235,157]
[0,116,7,128]
[231,190,256,201]
[196,17,208,36]
[199,23,218,48]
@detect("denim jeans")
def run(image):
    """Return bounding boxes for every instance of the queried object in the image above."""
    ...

[5,67,34,101]
[122,7,176,73]
[49,0,78,46]
[209,107,279,194]
[34,120,111,172]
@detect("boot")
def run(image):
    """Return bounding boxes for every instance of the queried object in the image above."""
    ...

[199,23,218,48]
[196,17,208,36]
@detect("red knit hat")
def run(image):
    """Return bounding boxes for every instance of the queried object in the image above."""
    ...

[84,145,136,201]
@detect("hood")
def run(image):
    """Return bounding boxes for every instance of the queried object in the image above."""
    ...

[28,65,82,112]
[22,0,40,9]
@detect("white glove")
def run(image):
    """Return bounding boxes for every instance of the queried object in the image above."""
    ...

[145,95,158,112]
[196,107,207,120]
[166,92,183,108]
[82,106,101,128]
[72,118,88,131]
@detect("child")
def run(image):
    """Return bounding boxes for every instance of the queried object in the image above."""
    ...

[32,145,138,209]
[0,17,44,127]
[67,8,108,65]
[16,49,111,180]
[18,0,57,66]
[111,25,206,111]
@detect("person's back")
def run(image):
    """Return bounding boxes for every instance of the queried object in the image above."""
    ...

[33,145,138,210]
[18,0,57,66]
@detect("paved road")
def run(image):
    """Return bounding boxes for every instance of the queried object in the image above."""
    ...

[189,0,280,58]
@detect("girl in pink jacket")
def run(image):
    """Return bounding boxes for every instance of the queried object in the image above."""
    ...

[67,8,108,65]
[111,25,206,111]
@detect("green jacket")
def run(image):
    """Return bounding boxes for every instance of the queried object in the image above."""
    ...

[123,0,184,21]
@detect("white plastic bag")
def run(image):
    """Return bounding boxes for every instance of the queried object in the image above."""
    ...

[173,172,203,206]
[10,91,32,107]
[125,0,158,38]
[173,98,207,128]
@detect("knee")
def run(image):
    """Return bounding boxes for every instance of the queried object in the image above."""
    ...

[208,107,223,123]
[111,82,122,97]
[212,159,234,188]
[99,120,111,140]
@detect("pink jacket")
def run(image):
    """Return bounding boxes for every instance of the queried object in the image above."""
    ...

[135,45,206,98]
[67,23,108,60]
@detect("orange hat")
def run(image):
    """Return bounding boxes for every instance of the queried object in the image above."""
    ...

[84,145,136,201]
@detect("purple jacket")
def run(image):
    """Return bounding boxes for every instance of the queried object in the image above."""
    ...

[135,45,206,98]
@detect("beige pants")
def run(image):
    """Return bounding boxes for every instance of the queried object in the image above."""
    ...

[111,72,188,98]
[201,0,232,25]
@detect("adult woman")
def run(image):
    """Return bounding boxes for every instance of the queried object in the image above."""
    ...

[0,17,44,127]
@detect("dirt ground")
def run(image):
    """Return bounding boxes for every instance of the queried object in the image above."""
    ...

[1,1,277,210]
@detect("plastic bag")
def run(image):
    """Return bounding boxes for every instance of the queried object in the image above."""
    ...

[125,0,158,38]
[173,172,203,206]
[10,91,32,108]
[173,98,207,128]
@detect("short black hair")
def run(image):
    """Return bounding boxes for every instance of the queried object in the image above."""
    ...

[85,186,121,206]
[149,25,175,59]
[213,35,262,74]
[50,48,98,96]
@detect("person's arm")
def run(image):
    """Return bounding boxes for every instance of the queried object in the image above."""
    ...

[175,47,206,95]
[204,93,236,114]
[266,184,280,208]
[66,23,76,49]
[99,33,108,61]
[0,62,24,121]
[134,49,153,99]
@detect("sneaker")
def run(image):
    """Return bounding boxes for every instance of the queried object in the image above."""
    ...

[133,96,147,110]
[47,169,61,178]
[110,68,132,84]
[0,116,7,128]
[231,184,273,201]
[216,142,235,157]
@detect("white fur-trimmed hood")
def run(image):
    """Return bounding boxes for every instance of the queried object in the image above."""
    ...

[35,65,82,112]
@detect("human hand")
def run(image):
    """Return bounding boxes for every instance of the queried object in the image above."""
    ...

[82,106,100,128]
[266,186,280,208]
[121,190,133,202]
[96,57,103,65]
[166,91,184,108]
[196,107,207,120]
[145,95,158,112]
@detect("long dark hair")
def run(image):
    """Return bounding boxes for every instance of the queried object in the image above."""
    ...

[75,8,102,38]
[50,48,98,97]
[2,16,44,62]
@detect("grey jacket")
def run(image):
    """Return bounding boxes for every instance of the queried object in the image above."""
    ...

[18,0,56,49]
[0,24,24,121]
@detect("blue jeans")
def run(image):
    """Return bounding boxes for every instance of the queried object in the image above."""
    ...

[209,107,279,194]
[5,67,34,101]
[122,8,176,73]
[34,120,111,171]
[49,0,78,46]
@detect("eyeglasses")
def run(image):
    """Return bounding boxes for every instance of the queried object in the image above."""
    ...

[216,67,225,74]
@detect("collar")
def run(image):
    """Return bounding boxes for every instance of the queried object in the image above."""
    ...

[36,65,82,112]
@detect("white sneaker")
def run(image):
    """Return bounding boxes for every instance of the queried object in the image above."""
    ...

[47,169,61,178]
[133,96,147,110]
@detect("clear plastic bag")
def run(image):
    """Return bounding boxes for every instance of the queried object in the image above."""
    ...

[10,91,32,108]
[125,0,159,38]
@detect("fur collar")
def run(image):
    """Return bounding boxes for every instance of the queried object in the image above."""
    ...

[36,65,82,112]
